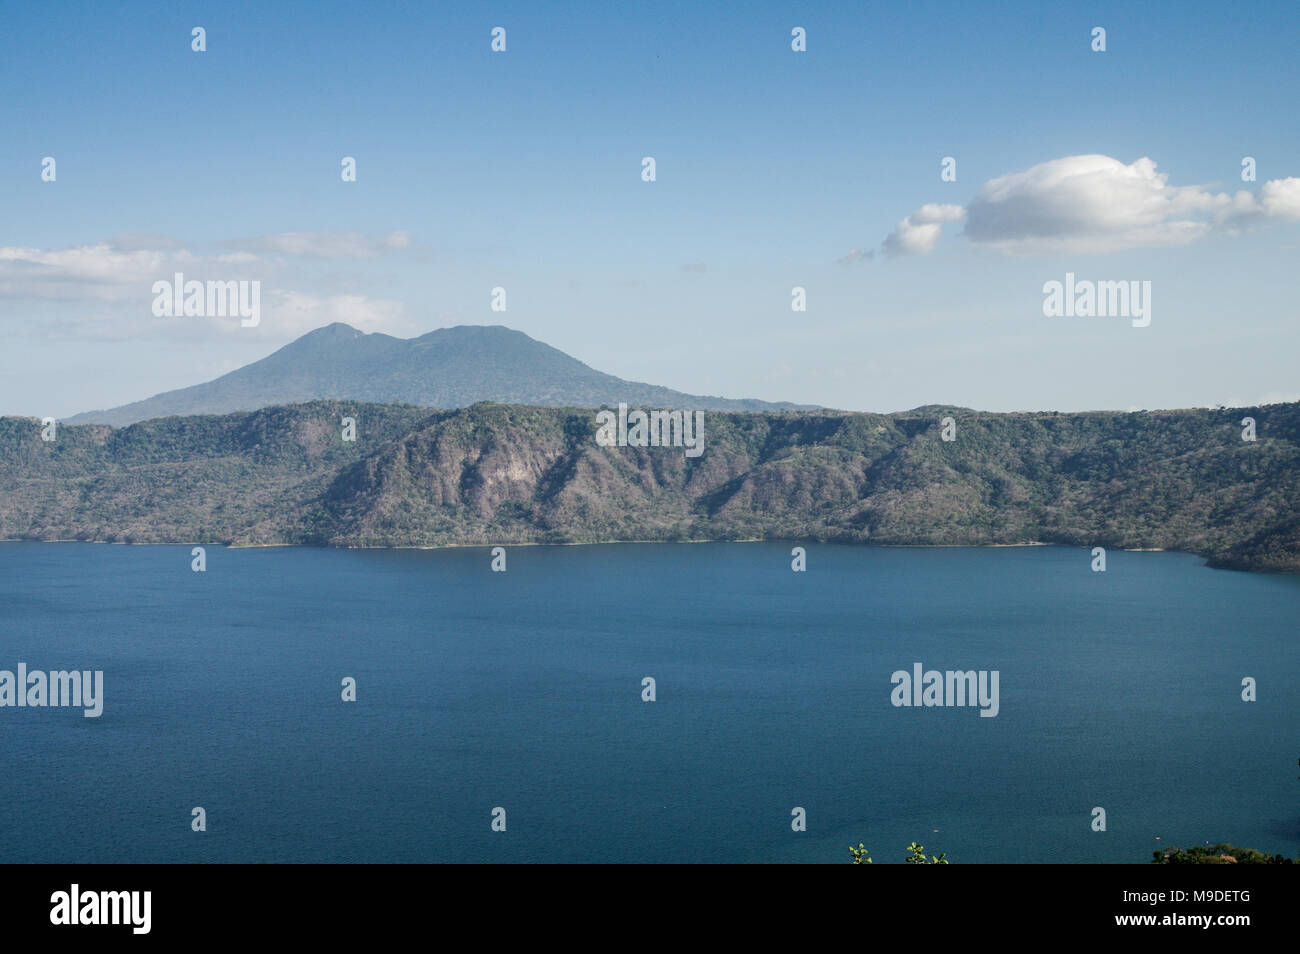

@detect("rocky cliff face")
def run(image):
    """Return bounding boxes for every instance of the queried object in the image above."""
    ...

[3,400,1298,572]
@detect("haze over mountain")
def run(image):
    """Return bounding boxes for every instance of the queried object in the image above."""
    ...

[66,324,815,426]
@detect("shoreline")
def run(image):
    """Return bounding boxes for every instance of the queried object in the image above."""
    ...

[0,536,1200,562]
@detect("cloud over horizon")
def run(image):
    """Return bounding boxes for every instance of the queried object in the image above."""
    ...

[0,233,415,340]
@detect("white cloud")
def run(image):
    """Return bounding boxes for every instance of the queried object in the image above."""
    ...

[261,291,408,338]
[0,231,416,304]
[836,247,875,265]
[0,235,416,342]
[880,155,1300,257]
[223,230,413,259]
[0,243,167,299]
[963,155,1217,253]
[104,233,188,252]
[882,203,966,257]
[1259,177,1300,219]
[1218,177,1300,227]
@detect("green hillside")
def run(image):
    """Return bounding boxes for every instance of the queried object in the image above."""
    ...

[4,400,1298,572]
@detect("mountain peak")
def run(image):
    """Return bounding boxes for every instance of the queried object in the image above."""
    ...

[415,324,531,342]
[306,322,364,338]
[65,323,818,426]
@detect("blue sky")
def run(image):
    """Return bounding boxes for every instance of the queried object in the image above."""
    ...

[3,0,1298,417]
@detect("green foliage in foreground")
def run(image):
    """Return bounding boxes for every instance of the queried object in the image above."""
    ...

[849,839,1299,864]
[906,842,949,864]
[1151,843,1296,864]
[849,842,949,864]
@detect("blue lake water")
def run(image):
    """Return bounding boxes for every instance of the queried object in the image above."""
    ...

[0,541,1297,864]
